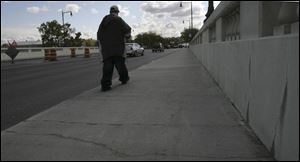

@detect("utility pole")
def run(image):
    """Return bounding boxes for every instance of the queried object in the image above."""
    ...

[180,1,193,29]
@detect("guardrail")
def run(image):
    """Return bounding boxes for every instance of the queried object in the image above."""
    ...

[190,1,299,161]
[1,47,100,61]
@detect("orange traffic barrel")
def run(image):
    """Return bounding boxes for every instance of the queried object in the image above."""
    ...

[44,49,50,60]
[49,49,57,61]
[84,48,90,58]
[70,48,76,57]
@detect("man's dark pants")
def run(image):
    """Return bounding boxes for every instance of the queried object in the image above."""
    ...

[101,56,129,88]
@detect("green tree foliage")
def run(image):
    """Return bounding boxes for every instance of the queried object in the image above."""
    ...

[37,20,83,47]
[131,29,199,48]
[134,32,164,48]
[66,32,83,47]
[180,28,199,42]
[163,37,183,47]
[82,39,98,47]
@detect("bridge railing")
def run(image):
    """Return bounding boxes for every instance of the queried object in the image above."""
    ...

[190,1,299,161]
[191,1,299,45]
[1,47,100,61]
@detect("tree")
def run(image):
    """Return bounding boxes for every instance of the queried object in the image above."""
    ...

[163,37,182,47]
[181,28,199,42]
[73,32,83,47]
[134,32,163,48]
[82,39,97,47]
[37,20,63,47]
[37,20,82,47]
[65,32,83,47]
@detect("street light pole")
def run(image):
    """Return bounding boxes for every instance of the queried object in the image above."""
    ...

[61,10,72,26]
[191,2,193,29]
[180,1,193,29]
[61,10,72,46]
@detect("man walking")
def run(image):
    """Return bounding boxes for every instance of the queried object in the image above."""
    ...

[97,5,131,92]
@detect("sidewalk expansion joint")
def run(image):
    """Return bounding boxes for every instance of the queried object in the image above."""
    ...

[25,119,242,128]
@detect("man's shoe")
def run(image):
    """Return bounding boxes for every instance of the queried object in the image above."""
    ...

[121,78,129,84]
[101,87,112,92]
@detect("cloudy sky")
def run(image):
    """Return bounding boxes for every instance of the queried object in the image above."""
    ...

[1,1,220,44]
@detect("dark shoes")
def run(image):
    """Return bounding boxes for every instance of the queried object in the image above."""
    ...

[101,86,112,92]
[101,79,129,92]
[121,78,129,85]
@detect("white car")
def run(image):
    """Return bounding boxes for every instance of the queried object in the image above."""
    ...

[125,43,144,57]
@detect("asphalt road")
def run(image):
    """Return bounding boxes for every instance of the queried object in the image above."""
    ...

[1,49,178,131]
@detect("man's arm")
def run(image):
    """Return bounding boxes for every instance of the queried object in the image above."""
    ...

[97,16,107,42]
[97,22,103,42]
[120,18,131,37]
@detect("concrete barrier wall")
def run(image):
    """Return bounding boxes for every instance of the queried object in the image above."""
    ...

[190,1,299,160]
[1,47,100,61]
[190,35,299,161]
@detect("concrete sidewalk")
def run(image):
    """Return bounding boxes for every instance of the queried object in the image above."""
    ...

[1,49,274,161]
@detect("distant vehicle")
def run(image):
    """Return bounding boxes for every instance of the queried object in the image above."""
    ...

[164,44,171,49]
[125,43,144,57]
[178,43,189,48]
[171,44,178,48]
[152,43,164,52]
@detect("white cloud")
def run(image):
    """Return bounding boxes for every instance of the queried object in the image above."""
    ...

[132,1,220,38]
[80,26,97,39]
[66,4,81,13]
[27,6,49,14]
[27,7,40,14]
[91,8,98,14]
[132,2,192,38]
[117,5,130,17]
[1,27,40,43]
[41,6,49,12]
[165,23,175,29]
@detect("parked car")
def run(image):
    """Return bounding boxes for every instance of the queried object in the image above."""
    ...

[125,43,144,57]
[152,43,164,52]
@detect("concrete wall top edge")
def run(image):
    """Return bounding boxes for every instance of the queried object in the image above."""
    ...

[191,34,299,46]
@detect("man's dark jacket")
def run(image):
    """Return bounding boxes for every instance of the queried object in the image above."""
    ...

[97,14,131,60]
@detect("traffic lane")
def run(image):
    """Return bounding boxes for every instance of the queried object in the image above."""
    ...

[1,49,177,130]
[1,49,176,85]
[1,49,176,79]
[1,58,102,131]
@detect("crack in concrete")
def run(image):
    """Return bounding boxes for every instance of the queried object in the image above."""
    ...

[4,130,273,160]
[246,101,250,123]
[26,119,99,126]
[5,130,129,157]
[248,56,252,82]
[270,79,288,157]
